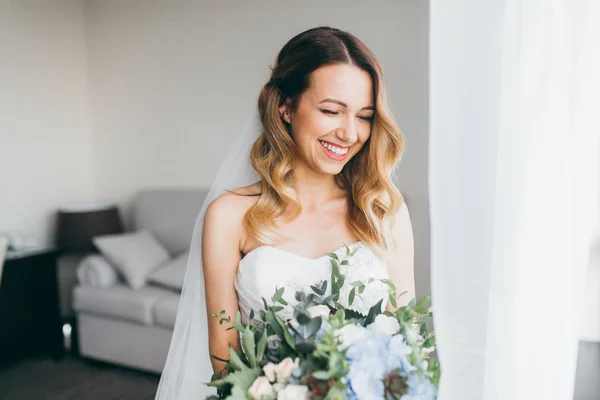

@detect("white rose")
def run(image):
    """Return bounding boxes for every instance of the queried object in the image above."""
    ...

[263,362,277,383]
[336,324,367,350]
[275,357,299,383]
[367,314,400,336]
[277,384,309,400]
[272,382,286,393]
[248,376,274,400]
[307,305,330,319]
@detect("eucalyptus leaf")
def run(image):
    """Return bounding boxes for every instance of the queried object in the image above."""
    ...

[365,298,384,325]
[331,260,340,277]
[296,312,311,325]
[256,329,267,362]
[207,367,260,394]
[390,295,397,309]
[310,284,323,296]
[227,347,248,372]
[266,310,295,350]
[225,385,250,400]
[241,327,256,368]
[312,369,336,380]
[272,287,285,302]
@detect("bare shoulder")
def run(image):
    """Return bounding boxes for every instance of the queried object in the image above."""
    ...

[203,182,262,251]
[206,182,262,217]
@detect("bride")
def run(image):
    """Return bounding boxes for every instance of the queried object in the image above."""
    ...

[155,26,416,399]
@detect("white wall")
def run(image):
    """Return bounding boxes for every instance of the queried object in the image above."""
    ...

[85,0,431,297]
[0,0,94,247]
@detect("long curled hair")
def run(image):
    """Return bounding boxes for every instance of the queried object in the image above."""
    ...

[242,26,405,258]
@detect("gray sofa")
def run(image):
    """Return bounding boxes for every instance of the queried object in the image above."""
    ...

[72,189,208,373]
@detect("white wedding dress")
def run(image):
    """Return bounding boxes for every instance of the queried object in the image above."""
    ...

[155,115,392,399]
[235,241,390,323]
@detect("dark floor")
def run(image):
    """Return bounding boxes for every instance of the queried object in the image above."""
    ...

[0,355,159,400]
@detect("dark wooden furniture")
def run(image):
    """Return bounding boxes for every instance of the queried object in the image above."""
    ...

[0,248,64,367]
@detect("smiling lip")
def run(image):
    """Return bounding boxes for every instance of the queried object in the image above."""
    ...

[319,140,351,149]
[319,140,349,161]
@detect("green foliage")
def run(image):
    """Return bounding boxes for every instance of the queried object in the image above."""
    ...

[207,245,440,399]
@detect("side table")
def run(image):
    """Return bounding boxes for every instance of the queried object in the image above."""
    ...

[0,248,64,367]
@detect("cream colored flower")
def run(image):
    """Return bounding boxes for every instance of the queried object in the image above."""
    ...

[307,304,330,319]
[336,324,367,350]
[272,382,286,393]
[275,357,300,383]
[263,362,277,383]
[248,376,274,400]
[277,384,309,400]
[367,314,400,336]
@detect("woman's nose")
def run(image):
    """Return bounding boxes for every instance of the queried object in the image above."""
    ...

[335,116,358,144]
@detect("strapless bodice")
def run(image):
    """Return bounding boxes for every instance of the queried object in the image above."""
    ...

[234,241,389,324]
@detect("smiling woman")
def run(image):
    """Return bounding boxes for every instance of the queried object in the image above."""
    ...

[281,64,373,170]
[156,26,415,399]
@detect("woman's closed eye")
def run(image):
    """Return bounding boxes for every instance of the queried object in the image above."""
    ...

[321,109,373,122]
[321,109,339,116]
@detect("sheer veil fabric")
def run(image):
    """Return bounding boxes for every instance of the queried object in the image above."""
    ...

[155,114,261,399]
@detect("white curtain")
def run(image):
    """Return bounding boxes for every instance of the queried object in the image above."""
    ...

[430,0,600,399]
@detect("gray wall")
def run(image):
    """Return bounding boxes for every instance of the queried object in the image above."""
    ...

[0,0,95,247]
[85,0,431,297]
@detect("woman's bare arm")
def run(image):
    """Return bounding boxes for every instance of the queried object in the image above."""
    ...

[202,193,245,374]
[386,201,416,311]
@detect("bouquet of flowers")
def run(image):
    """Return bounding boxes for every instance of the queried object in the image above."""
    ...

[207,244,440,400]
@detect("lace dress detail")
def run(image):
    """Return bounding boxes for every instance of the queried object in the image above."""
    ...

[234,242,389,324]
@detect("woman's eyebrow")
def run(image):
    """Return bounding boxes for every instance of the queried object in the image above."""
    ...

[319,98,375,111]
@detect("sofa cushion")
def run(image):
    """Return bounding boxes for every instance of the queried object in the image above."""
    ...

[93,230,171,289]
[76,255,119,288]
[147,251,188,292]
[153,292,180,329]
[73,284,173,326]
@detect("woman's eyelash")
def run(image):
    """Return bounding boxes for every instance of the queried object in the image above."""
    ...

[321,109,374,121]
[321,109,339,115]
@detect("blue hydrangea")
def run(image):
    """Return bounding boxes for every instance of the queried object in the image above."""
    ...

[400,374,438,400]
[342,326,436,400]
[344,329,390,399]
[386,334,415,375]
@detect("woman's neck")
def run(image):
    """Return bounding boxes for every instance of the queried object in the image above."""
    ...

[291,167,345,211]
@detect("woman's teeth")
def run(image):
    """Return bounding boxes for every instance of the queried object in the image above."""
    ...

[319,140,348,156]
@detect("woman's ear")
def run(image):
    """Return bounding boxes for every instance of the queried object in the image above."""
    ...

[279,102,292,124]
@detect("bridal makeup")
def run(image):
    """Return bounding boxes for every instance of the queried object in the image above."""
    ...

[281,63,374,175]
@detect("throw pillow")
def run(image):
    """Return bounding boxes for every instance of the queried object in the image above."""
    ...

[148,251,188,291]
[93,230,171,289]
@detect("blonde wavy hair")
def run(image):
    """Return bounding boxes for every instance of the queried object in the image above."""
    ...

[239,26,405,259]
